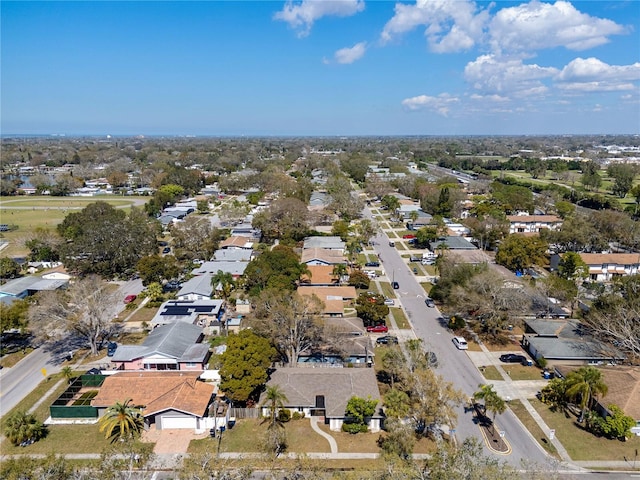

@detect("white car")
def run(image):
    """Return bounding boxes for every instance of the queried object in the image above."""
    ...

[452,336,468,350]
[384,298,394,306]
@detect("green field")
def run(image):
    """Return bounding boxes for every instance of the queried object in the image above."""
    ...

[0,195,145,257]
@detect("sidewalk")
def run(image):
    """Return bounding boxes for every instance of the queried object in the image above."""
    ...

[468,343,573,463]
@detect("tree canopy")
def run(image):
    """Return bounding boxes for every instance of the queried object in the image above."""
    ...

[220,329,276,404]
[243,246,308,296]
[57,202,157,277]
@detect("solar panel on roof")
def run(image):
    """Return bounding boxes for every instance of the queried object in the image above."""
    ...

[163,306,189,315]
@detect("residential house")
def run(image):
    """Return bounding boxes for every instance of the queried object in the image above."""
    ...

[259,367,382,432]
[507,215,562,234]
[522,318,624,365]
[110,322,210,371]
[150,299,224,328]
[92,371,215,432]
[406,210,433,229]
[192,261,249,279]
[230,223,261,240]
[303,236,345,252]
[308,191,330,211]
[0,276,68,302]
[578,253,640,282]
[430,236,477,251]
[219,236,255,250]
[301,248,347,266]
[177,274,214,300]
[300,265,343,286]
[213,249,253,262]
[554,365,640,433]
[297,286,357,317]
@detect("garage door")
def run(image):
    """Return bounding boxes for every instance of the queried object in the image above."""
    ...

[161,416,197,429]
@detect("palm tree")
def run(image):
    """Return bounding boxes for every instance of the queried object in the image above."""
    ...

[261,385,288,428]
[473,384,506,434]
[211,269,235,301]
[61,366,75,384]
[332,264,348,285]
[4,410,46,446]
[98,399,145,443]
[564,366,608,422]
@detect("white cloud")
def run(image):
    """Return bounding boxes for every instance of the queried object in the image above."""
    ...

[381,0,489,53]
[334,42,367,64]
[469,93,510,102]
[464,54,558,97]
[274,0,365,37]
[489,1,626,53]
[556,57,640,82]
[401,93,459,115]
[555,57,640,92]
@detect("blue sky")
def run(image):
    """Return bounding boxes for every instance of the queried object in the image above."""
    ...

[1,0,639,136]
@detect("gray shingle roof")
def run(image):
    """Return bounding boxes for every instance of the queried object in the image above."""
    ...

[177,274,213,298]
[261,367,381,418]
[0,276,67,296]
[430,236,477,250]
[112,322,204,362]
[303,236,346,250]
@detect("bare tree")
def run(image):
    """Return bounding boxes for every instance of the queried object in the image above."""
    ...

[250,289,324,366]
[29,275,118,356]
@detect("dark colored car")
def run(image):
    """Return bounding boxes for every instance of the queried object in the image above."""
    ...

[366,324,389,333]
[107,342,118,357]
[365,261,380,267]
[426,351,438,367]
[162,246,171,254]
[163,280,181,292]
[376,335,398,345]
[500,353,527,364]
[392,281,400,289]
[425,298,435,307]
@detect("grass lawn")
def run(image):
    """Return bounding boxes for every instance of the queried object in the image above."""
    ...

[390,307,410,329]
[395,242,408,251]
[377,281,395,299]
[508,400,560,459]
[189,418,331,454]
[529,398,640,462]
[0,347,35,368]
[502,364,545,381]
[118,305,158,324]
[420,282,433,295]
[1,424,115,455]
[479,366,503,381]
[409,262,426,276]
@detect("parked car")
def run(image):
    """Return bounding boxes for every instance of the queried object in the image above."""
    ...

[367,324,389,333]
[452,336,468,350]
[389,241,395,247]
[365,261,380,267]
[163,280,181,292]
[162,246,171,254]
[426,351,438,367]
[123,294,137,304]
[107,342,118,357]
[392,281,400,289]
[402,234,416,239]
[425,298,435,308]
[500,353,527,364]
[384,298,394,306]
[376,335,398,345]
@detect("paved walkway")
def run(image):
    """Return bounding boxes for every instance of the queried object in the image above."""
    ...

[309,416,338,454]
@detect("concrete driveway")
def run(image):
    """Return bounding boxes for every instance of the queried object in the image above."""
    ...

[143,426,208,454]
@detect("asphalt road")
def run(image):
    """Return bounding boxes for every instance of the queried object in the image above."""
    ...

[364,206,552,468]
[0,278,144,419]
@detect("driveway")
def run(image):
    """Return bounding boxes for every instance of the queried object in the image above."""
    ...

[143,426,207,454]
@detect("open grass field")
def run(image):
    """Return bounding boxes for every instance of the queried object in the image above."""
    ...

[529,398,640,462]
[0,195,145,257]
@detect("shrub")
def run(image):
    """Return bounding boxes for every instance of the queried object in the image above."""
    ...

[448,316,466,330]
[291,411,305,420]
[342,422,368,434]
[277,409,291,423]
[586,405,635,439]
[536,356,548,370]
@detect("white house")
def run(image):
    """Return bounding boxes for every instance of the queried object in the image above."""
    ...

[506,215,562,234]
[579,253,640,282]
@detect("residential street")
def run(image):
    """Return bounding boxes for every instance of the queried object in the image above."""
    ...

[363,205,555,469]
